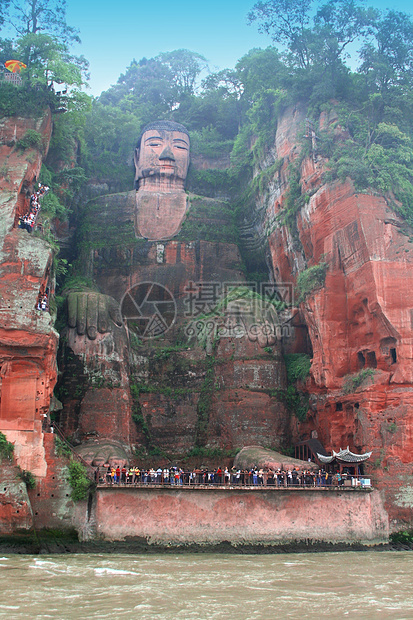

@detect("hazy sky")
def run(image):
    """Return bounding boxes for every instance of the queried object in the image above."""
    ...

[65,0,412,96]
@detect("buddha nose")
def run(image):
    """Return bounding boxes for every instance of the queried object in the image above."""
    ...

[159,146,175,161]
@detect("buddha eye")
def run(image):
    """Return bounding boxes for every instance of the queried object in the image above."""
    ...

[148,141,162,147]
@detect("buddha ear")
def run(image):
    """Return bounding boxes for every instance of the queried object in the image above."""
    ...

[134,147,140,189]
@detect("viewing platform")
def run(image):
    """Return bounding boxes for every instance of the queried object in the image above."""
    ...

[92,479,386,546]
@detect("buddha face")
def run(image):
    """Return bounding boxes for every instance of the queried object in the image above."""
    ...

[135,127,190,189]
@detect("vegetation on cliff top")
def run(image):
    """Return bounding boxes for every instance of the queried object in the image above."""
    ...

[2,0,413,235]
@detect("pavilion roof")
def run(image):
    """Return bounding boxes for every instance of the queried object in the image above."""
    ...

[316,447,372,464]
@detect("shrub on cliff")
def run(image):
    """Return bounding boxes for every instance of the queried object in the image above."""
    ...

[17,469,36,489]
[67,460,92,502]
[274,354,312,422]
[15,129,44,152]
[296,262,328,302]
[285,353,312,383]
[0,432,14,462]
[342,368,375,394]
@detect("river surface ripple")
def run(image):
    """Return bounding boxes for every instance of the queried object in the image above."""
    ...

[0,551,412,619]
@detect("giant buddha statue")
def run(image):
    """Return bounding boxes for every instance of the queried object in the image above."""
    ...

[134,120,190,240]
[59,120,289,464]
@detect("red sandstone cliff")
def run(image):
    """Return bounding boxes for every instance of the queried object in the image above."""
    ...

[260,104,413,527]
[0,110,58,477]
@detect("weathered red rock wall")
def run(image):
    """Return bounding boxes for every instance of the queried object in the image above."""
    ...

[261,104,413,528]
[28,433,84,532]
[0,464,33,533]
[0,111,58,477]
[0,111,52,233]
[93,487,389,545]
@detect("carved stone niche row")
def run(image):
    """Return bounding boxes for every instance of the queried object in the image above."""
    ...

[357,336,398,371]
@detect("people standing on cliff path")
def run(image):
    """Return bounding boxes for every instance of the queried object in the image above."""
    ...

[18,182,49,234]
[127,467,133,484]
[115,466,121,484]
[105,465,111,484]
[121,465,127,484]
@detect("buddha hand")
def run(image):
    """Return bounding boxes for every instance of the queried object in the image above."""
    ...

[67,291,123,340]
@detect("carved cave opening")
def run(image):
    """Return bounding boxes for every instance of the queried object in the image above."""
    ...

[358,350,377,369]
[380,337,398,367]
[366,351,377,368]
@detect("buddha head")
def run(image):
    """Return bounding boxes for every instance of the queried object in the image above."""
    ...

[134,120,190,191]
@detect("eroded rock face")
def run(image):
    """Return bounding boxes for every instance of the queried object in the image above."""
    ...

[0,465,33,533]
[260,104,413,526]
[0,111,51,235]
[0,111,58,477]
[234,446,318,472]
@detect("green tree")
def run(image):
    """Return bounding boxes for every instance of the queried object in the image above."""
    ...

[236,47,286,98]
[82,100,137,192]
[248,0,374,70]
[8,0,80,45]
[0,1,10,30]
[201,69,244,130]
[247,0,376,103]
[16,32,84,87]
[0,35,14,62]
[100,57,176,117]
[157,49,208,97]
[0,431,13,461]
[248,0,314,69]
[359,10,413,96]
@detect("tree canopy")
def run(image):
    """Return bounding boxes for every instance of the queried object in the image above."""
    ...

[6,0,80,44]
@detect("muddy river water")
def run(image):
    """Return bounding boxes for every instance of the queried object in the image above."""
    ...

[0,551,412,619]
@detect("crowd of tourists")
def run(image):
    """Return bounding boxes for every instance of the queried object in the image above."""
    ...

[18,182,49,233]
[96,465,359,488]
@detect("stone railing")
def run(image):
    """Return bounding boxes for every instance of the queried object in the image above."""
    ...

[96,473,372,490]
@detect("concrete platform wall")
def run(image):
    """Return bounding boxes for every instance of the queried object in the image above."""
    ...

[93,487,389,546]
